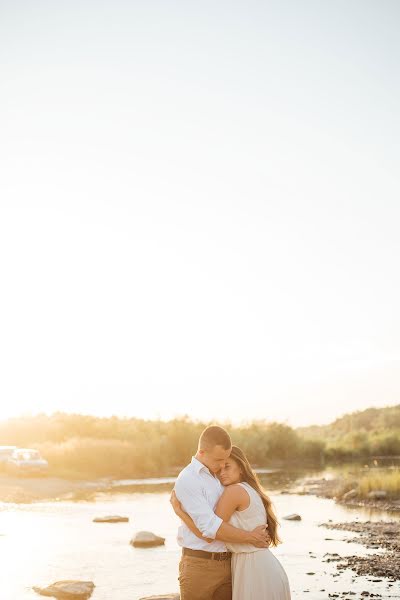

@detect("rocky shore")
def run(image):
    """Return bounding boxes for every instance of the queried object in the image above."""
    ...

[321,520,400,584]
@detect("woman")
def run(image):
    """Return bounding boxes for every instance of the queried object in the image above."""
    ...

[171,445,291,600]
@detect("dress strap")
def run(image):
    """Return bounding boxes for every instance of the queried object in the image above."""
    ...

[238,481,261,501]
[238,481,253,491]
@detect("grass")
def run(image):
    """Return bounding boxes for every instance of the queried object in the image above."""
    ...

[357,468,400,498]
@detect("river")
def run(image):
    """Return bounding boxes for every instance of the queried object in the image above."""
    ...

[0,469,399,599]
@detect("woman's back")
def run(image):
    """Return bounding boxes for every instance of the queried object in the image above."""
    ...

[226,482,267,553]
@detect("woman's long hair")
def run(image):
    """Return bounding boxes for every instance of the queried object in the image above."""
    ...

[230,445,281,546]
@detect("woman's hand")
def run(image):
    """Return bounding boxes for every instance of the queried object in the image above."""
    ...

[170,489,184,516]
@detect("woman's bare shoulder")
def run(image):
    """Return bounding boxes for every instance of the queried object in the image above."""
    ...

[221,483,249,501]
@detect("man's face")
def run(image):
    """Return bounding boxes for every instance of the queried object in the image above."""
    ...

[199,444,231,474]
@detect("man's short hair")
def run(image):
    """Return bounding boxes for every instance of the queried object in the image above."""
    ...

[199,425,232,451]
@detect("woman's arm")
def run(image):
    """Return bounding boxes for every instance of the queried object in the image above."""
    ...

[215,485,249,521]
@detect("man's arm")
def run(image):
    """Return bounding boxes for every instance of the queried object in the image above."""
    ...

[174,477,224,539]
[173,504,213,542]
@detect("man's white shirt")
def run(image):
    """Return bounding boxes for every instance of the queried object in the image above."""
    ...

[174,456,227,552]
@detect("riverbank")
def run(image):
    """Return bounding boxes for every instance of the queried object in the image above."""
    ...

[0,475,179,503]
[0,475,110,503]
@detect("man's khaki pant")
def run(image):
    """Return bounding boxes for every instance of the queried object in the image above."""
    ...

[179,554,232,600]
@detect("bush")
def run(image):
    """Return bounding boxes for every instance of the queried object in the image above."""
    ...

[0,409,399,479]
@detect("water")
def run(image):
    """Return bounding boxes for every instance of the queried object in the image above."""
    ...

[0,469,399,600]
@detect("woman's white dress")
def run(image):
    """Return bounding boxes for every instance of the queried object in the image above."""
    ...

[226,482,291,600]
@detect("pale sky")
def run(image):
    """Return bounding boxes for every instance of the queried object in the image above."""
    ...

[0,1,399,427]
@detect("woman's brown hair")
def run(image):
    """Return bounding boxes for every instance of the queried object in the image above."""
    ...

[230,445,281,546]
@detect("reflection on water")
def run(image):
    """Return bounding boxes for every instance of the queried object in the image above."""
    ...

[111,477,177,486]
[1,470,399,600]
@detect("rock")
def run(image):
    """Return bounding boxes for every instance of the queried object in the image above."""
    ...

[93,515,129,523]
[33,580,95,599]
[342,489,358,501]
[139,596,179,600]
[283,513,302,521]
[367,490,387,499]
[130,531,165,547]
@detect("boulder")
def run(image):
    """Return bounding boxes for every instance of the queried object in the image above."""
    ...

[283,513,302,521]
[130,531,165,547]
[367,490,387,499]
[33,580,95,599]
[93,515,129,523]
[342,489,358,501]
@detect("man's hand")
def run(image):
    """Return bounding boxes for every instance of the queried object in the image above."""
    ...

[247,524,271,548]
[170,489,184,517]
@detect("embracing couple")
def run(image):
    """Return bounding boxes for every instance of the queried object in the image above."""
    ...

[170,425,291,600]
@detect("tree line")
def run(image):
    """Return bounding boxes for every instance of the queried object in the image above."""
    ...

[0,405,398,478]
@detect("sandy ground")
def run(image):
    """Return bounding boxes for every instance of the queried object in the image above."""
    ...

[0,475,109,502]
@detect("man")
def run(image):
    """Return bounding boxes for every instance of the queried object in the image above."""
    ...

[172,425,270,600]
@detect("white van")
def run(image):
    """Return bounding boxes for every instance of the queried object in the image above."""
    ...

[7,448,49,476]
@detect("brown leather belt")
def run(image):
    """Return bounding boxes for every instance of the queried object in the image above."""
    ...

[182,548,232,561]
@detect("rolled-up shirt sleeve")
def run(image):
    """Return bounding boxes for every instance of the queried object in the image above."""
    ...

[174,477,223,539]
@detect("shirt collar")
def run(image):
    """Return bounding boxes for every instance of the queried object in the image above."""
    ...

[191,455,211,475]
